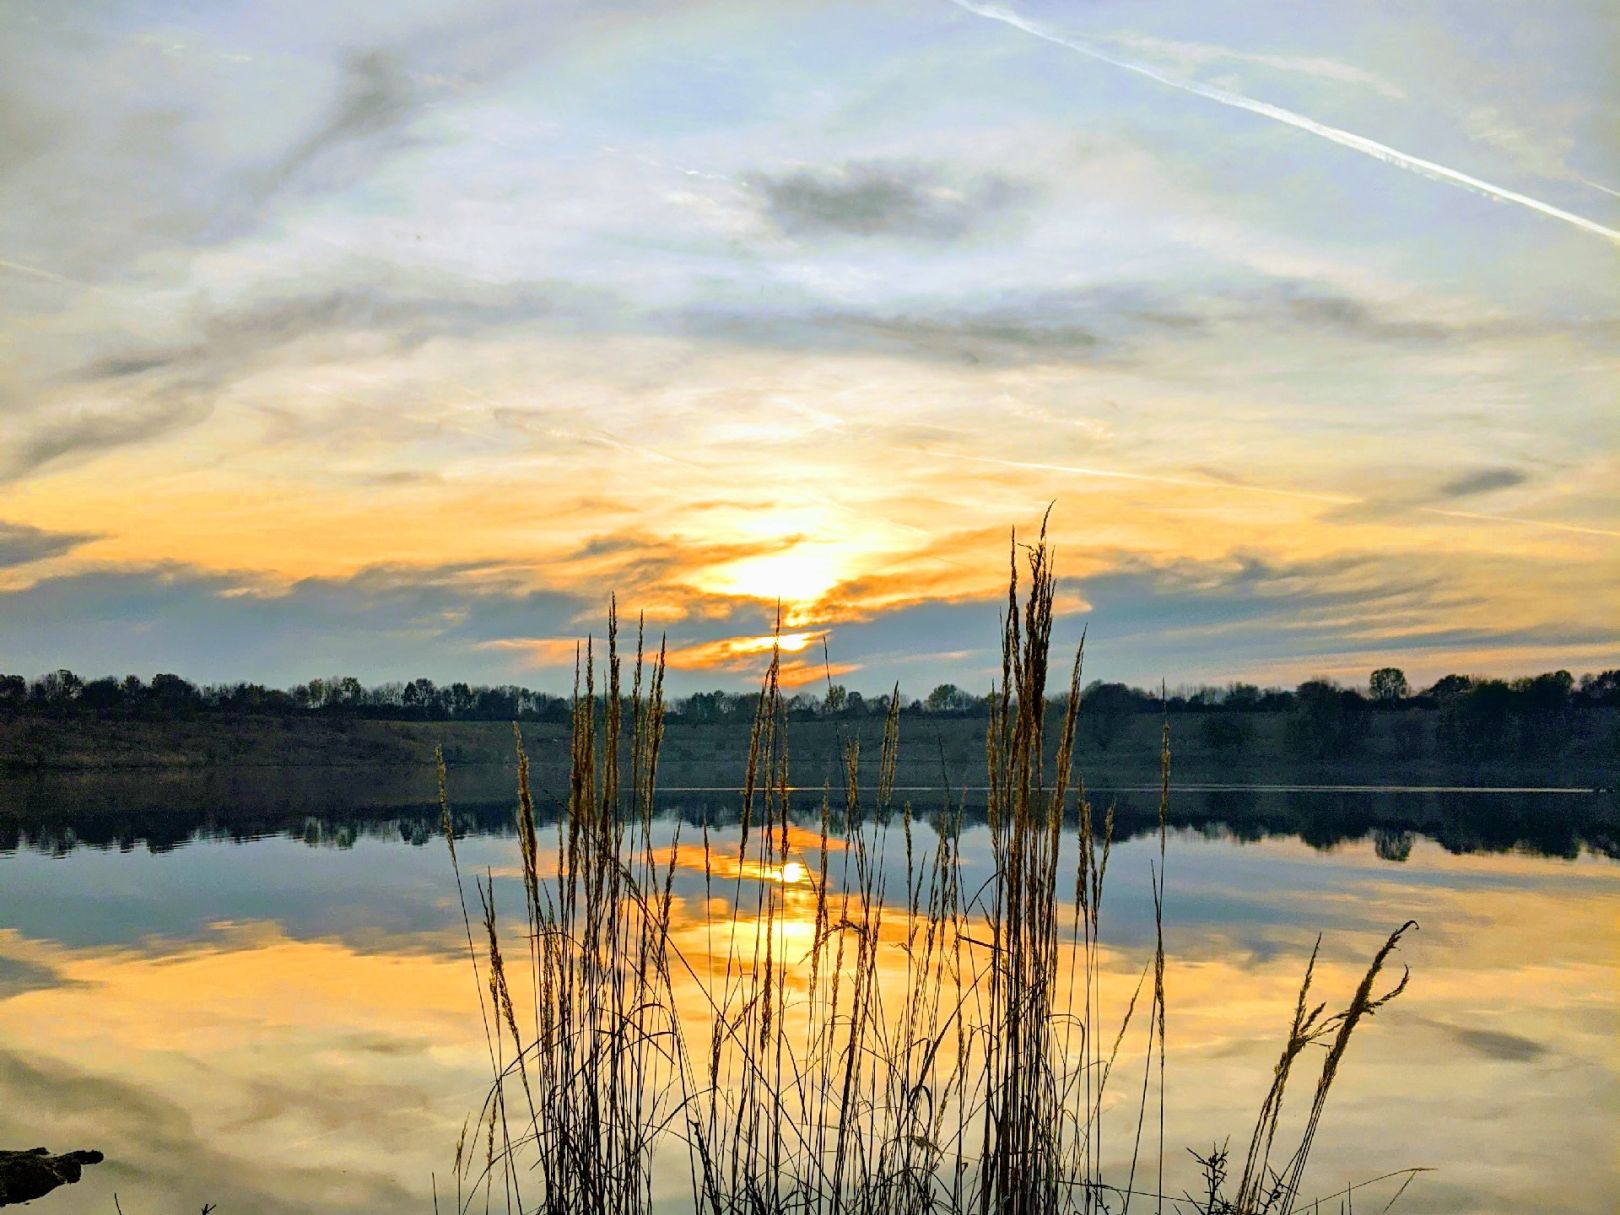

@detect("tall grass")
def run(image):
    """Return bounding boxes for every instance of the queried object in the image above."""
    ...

[438,523,1420,1215]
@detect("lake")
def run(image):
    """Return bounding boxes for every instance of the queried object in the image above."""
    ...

[1,771,1616,1214]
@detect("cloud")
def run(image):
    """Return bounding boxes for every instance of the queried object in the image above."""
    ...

[269,50,418,187]
[0,553,831,687]
[750,161,1027,240]
[783,547,1519,691]
[1272,288,1454,343]
[76,280,579,389]
[12,247,1600,490]
[665,631,820,666]
[17,270,1595,487]
[0,520,99,568]
[1100,33,1409,101]
[476,636,587,667]
[4,275,605,479]
[1437,468,1528,498]
[1195,281,1617,349]
[2,399,212,481]
[0,538,1611,693]
[0,12,519,283]
[1462,106,1576,183]
[355,469,443,487]
[1322,464,1537,528]
[1427,1021,1548,1062]
[679,302,1102,365]
[0,953,74,999]
[675,276,1618,368]
[0,562,597,684]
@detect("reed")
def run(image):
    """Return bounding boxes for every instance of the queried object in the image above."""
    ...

[438,523,1420,1215]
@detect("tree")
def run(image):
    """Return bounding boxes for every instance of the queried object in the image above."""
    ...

[402,677,437,716]
[1257,687,1296,712]
[1516,670,1573,713]
[32,669,83,706]
[1082,682,1141,751]
[78,677,124,711]
[0,675,28,706]
[474,686,518,719]
[149,673,199,711]
[1436,678,1513,760]
[1286,679,1369,760]
[331,676,364,708]
[447,682,474,717]
[1390,713,1427,761]
[1369,667,1410,703]
[1425,674,1473,703]
[1223,682,1262,710]
[925,684,971,714]
[1514,670,1574,759]
[1579,670,1620,707]
[822,684,848,715]
[1200,713,1252,758]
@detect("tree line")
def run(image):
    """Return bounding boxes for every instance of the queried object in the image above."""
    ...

[0,672,575,722]
[2,666,1615,737]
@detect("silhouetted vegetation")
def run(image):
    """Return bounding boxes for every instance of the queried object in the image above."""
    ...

[4,664,1615,742]
[0,670,574,722]
[4,668,1616,785]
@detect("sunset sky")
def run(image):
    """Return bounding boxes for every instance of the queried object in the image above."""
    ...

[2,0,1616,693]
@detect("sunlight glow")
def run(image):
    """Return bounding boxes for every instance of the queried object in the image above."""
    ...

[696,548,847,610]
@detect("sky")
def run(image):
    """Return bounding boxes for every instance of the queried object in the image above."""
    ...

[1,0,1616,695]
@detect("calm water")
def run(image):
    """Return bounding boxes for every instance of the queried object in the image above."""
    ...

[1,773,1616,1214]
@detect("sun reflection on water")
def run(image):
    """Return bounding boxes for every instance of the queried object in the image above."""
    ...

[0,828,1615,1213]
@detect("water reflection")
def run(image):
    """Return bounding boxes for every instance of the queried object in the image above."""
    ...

[2,769,1615,861]
[0,784,1616,1213]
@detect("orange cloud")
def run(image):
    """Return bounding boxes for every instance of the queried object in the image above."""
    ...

[477,636,585,667]
[665,631,826,666]
[777,658,862,688]
[660,631,860,686]
[479,630,862,686]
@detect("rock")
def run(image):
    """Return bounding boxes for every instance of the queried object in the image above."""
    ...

[0,1148,104,1206]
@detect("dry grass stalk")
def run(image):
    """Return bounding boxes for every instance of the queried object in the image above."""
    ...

[440,526,1420,1215]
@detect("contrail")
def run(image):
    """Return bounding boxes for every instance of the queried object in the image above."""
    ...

[928,449,1359,505]
[1417,507,1620,540]
[934,449,1620,539]
[948,1,1620,248]
[0,256,92,289]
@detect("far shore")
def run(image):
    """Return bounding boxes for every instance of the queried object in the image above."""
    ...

[2,708,1614,790]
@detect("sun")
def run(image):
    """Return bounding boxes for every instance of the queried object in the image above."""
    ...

[699,546,846,609]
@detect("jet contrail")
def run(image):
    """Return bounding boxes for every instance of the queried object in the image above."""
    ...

[934,450,1620,539]
[0,256,92,288]
[1417,507,1620,540]
[928,449,1360,505]
[948,1,1620,248]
